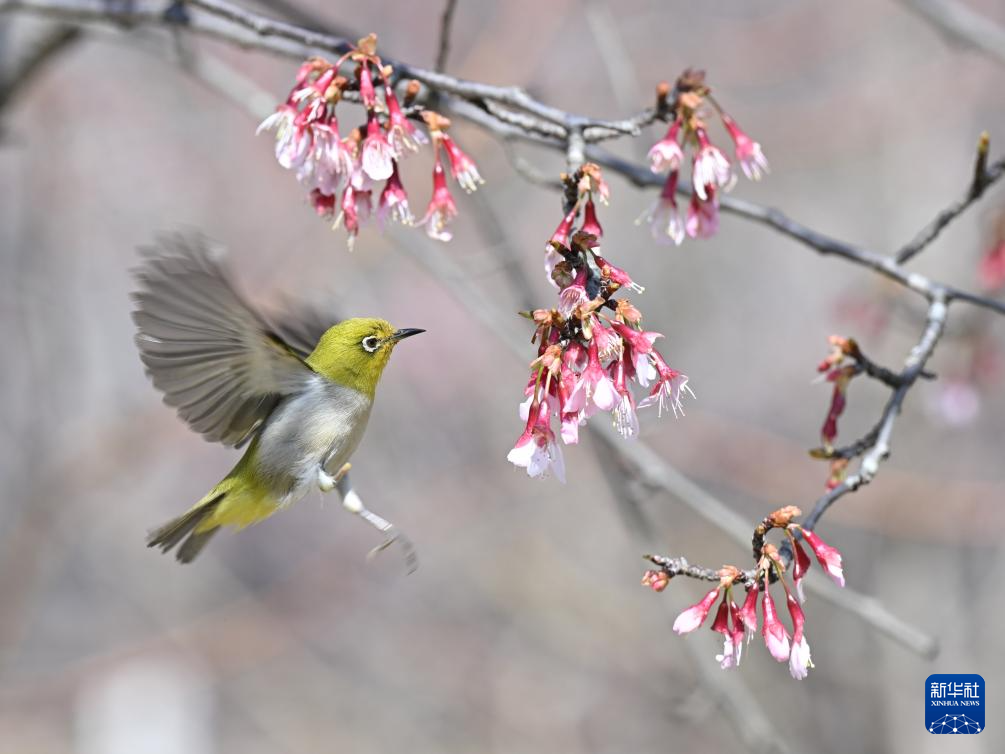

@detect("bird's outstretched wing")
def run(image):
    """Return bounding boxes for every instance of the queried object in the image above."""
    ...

[267,295,341,361]
[132,232,323,448]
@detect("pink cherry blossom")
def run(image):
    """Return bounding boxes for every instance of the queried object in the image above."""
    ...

[692,128,734,200]
[710,599,743,669]
[638,351,695,418]
[377,162,413,227]
[384,85,427,156]
[507,399,566,482]
[558,267,589,319]
[578,339,619,413]
[801,529,845,587]
[791,538,812,603]
[638,170,685,245]
[685,188,719,239]
[441,134,484,193]
[594,253,643,294]
[648,120,684,174]
[761,589,791,662]
[581,198,603,239]
[672,587,721,634]
[420,159,459,242]
[736,583,759,641]
[721,113,769,181]
[361,117,395,181]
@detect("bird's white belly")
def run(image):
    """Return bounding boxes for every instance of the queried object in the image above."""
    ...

[254,378,373,506]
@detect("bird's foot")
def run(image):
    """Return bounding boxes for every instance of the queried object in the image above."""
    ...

[339,483,417,574]
[317,467,336,492]
[317,462,352,493]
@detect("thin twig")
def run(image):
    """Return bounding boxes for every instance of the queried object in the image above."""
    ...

[434,0,458,73]
[895,146,1005,264]
[0,22,81,109]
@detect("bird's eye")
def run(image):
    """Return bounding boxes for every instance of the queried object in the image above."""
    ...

[361,336,380,353]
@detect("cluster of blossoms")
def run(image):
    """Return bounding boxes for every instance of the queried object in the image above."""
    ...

[642,506,845,679]
[813,336,863,489]
[639,70,768,245]
[507,165,694,481]
[257,35,482,249]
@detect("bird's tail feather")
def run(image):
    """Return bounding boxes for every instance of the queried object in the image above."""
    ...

[147,493,225,563]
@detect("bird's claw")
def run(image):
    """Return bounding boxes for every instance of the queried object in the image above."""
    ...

[366,532,418,574]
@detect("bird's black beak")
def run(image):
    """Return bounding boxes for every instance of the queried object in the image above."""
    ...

[390,327,425,343]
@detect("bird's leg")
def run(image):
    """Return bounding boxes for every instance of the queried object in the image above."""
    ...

[334,473,418,574]
[317,461,351,492]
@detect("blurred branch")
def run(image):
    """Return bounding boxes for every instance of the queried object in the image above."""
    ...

[895,132,1004,263]
[4,0,1003,320]
[434,0,458,73]
[0,22,80,110]
[901,0,1005,67]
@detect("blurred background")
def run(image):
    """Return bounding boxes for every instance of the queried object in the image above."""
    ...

[1,1,1004,752]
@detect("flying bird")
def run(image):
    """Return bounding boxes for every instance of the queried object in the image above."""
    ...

[132,233,423,563]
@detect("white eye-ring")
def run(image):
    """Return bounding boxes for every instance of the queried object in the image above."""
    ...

[361,336,380,353]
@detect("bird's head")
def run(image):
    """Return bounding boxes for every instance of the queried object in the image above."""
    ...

[306,318,424,398]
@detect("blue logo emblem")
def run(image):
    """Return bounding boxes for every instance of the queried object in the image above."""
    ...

[926,674,984,734]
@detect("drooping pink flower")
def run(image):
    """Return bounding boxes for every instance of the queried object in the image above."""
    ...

[420,159,459,242]
[578,339,619,413]
[300,124,355,195]
[581,198,603,239]
[290,67,335,105]
[594,254,643,294]
[692,128,734,200]
[377,162,413,227]
[791,538,812,603]
[710,599,743,669]
[384,85,427,156]
[685,188,720,239]
[785,593,812,679]
[801,529,845,587]
[558,267,590,319]
[361,116,395,181]
[610,322,662,360]
[337,182,373,251]
[672,587,721,634]
[309,189,336,220]
[638,170,685,245]
[789,633,812,680]
[638,351,695,418]
[648,120,684,174]
[548,208,577,251]
[440,134,483,193]
[728,600,746,661]
[507,399,566,482]
[611,356,640,440]
[736,583,759,641]
[761,589,791,662]
[720,112,769,181]
[258,104,311,170]
[545,209,577,287]
[592,318,622,361]
[357,63,377,109]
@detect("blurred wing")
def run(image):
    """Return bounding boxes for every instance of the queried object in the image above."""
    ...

[268,296,341,360]
[132,232,316,447]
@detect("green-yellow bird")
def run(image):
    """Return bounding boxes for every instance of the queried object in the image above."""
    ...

[132,233,423,563]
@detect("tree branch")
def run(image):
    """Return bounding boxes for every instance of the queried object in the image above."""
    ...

[434,0,458,73]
